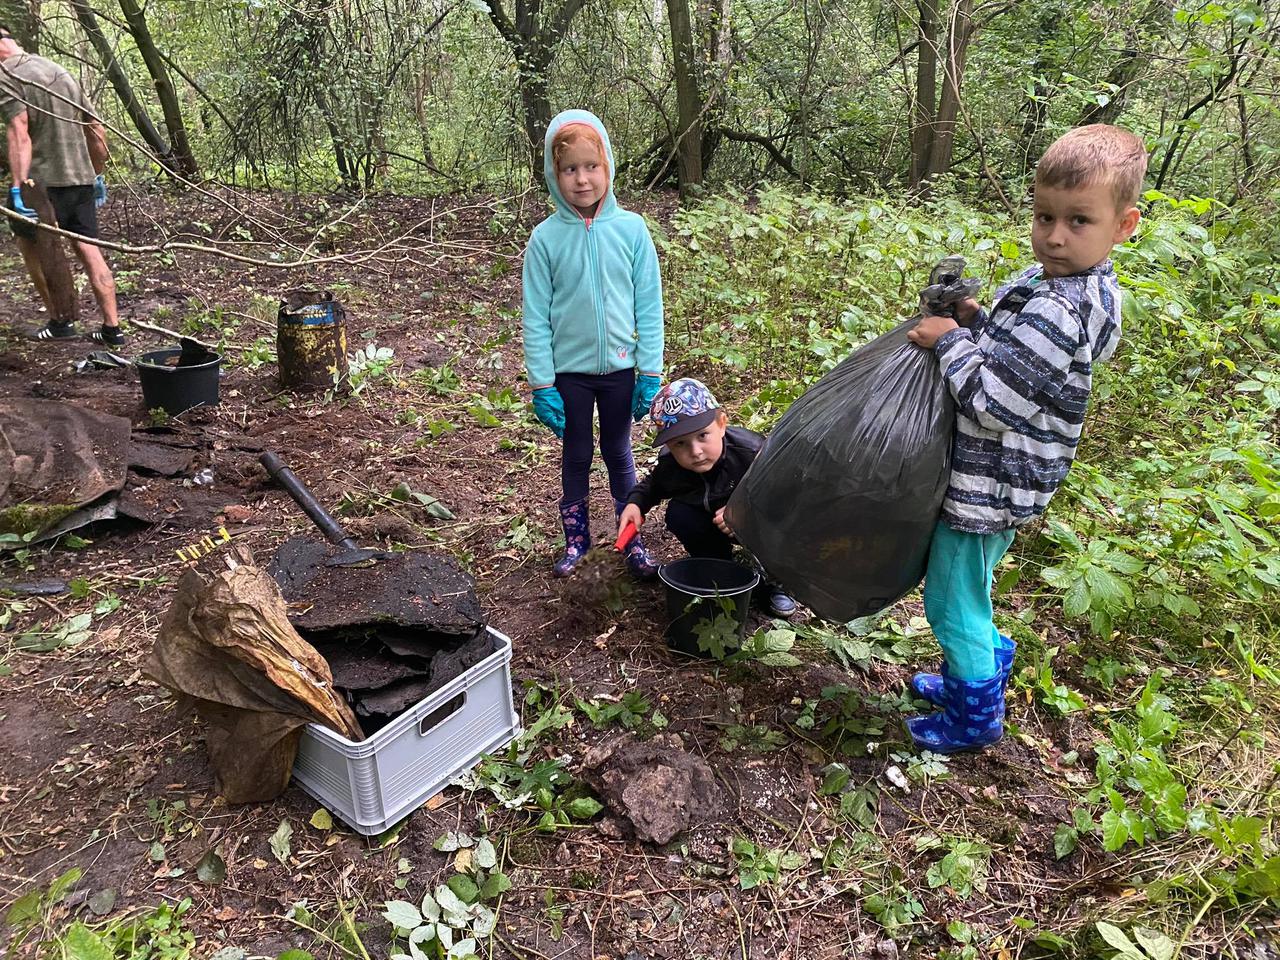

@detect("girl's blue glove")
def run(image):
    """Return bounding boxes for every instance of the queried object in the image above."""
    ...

[632,374,661,422]
[531,387,565,438]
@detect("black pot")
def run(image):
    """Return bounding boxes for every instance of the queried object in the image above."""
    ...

[136,348,221,415]
[659,557,759,657]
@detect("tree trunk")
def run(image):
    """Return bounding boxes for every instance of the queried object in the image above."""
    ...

[651,0,665,77]
[117,0,197,176]
[412,63,437,171]
[794,0,829,185]
[696,0,731,64]
[908,0,938,187]
[1078,0,1165,127]
[1016,6,1062,178]
[314,87,356,189]
[1078,51,1142,126]
[1235,92,1255,187]
[667,0,703,199]
[68,0,175,170]
[486,0,590,181]
[925,0,974,180]
[516,45,553,175]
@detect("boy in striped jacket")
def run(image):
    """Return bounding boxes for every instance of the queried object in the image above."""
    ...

[903,125,1147,753]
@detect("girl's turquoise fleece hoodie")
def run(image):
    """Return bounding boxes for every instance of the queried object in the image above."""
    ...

[521,110,664,390]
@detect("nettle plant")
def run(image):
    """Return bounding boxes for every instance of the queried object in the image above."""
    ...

[1032,191,1280,646]
[1039,439,1280,645]
[685,595,802,667]
[453,692,604,833]
[730,835,806,890]
[577,691,662,731]
[1057,675,1190,855]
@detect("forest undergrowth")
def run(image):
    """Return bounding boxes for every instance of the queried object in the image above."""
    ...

[656,185,1280,950]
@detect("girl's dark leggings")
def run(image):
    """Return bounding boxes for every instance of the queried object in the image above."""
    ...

[556,368,637,506]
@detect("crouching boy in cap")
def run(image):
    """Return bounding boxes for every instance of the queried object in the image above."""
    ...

[616,378,797,618]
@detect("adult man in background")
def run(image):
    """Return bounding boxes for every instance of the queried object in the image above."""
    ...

[0,23,122,345]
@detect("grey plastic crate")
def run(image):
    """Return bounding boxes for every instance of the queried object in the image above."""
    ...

[292,626,520,835]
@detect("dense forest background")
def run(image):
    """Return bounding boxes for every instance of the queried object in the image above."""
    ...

[0,0,1275,203]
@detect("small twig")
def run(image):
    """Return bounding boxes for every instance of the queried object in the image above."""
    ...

[492,930,551,960]
[728,894,750,960]
[1172,868,1219,960]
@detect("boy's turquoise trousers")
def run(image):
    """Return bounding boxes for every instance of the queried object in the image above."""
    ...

[922,521,1015,680]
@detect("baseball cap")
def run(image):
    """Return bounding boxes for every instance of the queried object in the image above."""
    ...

[649,377,722,445]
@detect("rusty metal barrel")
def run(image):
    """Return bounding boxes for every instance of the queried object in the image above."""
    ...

[277,290,349,390]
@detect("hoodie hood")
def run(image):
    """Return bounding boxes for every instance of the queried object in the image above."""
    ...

[544,109,618,223]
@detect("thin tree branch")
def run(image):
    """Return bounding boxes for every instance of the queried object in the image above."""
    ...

[716,127,798,176]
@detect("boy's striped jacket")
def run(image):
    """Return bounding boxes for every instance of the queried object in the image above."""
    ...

[932,260,1122,535]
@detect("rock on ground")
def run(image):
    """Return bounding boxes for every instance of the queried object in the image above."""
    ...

[581,733,720,844]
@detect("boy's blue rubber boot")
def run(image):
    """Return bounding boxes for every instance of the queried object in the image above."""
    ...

[904,672,1004,754]
[553,499,591,578]
[911,634,1016,709]
[613,499,658,580]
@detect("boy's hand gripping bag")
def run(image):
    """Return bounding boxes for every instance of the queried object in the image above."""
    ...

[724,257,976,622]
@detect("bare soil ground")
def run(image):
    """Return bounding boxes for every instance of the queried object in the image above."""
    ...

[0,186,1246,959]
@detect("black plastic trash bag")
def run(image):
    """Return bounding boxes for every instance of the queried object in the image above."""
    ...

[725,258,977,622]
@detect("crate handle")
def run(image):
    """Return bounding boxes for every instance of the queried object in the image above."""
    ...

[419,692,466,737]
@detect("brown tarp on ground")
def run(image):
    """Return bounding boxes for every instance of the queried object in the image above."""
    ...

[0,400,131,536]
[145,545,364,804]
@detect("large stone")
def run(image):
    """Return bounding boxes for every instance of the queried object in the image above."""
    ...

[581,733,720,844]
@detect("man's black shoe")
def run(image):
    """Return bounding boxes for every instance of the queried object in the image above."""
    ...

[32,321,78,340]
[89,324,126,347]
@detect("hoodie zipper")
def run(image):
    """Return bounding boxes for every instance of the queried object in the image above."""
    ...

[585,217,607,374]
[565,163,608,375]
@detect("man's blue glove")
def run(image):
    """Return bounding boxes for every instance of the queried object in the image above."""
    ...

[531,387,565,439]
[93,174,107,209]
[632,374,661,423]
[9,185,37,221]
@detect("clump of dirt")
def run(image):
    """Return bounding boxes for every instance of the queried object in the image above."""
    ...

[344,512,426,546]
[558,547,635,630]
[580,732,721,844]
[309,626,494,733]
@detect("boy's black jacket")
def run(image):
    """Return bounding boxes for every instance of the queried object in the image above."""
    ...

[627,426,765,515]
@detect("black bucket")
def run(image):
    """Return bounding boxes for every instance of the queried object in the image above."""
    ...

[659,557,760,657]
[136,348,222,415]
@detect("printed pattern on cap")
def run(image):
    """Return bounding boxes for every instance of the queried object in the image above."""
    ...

[648,377,719,432]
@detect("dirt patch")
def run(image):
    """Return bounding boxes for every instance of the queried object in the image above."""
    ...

[269,538,483,634]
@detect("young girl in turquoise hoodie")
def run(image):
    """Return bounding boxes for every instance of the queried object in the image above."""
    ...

[522,109,664,579]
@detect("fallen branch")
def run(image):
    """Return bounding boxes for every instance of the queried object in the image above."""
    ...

[0,204,516,271]
[716,127,798,177]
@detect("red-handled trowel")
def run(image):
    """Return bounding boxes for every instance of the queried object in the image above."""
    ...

[614,521,638,552]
